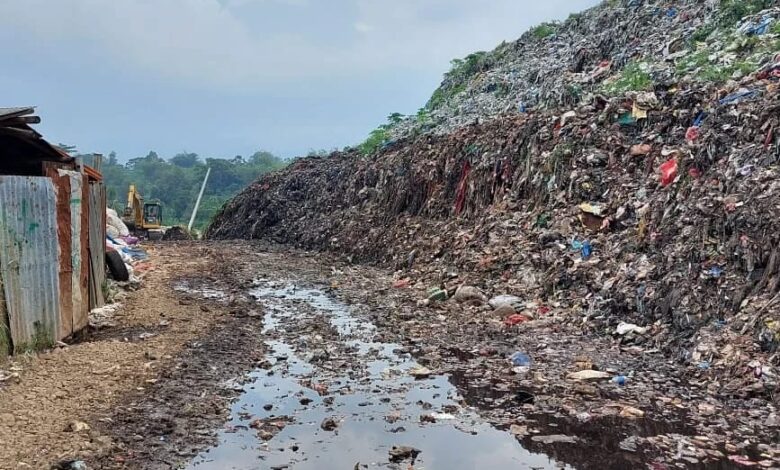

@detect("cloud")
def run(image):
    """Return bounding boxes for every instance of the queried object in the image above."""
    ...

[0,0,598,90]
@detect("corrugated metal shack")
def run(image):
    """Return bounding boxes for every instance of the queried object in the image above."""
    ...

[0,107,105,356]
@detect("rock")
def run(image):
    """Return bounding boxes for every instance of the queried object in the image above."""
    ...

[509,424,528,437]
[408,366,432,378]
[453,285,486,303]
[492,304,517,317]
[320,417,339,431]
[389,446,421,462]
[567,370,611,381]
[67,421,91,433]
[50,460,88,470]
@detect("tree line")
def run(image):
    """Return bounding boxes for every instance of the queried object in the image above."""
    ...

[98,150,287,231]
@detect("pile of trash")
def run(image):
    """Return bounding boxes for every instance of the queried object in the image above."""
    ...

[207,0,780,392]
[106,208,149,283]
[388,0,780,140]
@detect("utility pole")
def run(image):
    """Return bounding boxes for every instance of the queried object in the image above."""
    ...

[188,167,211,232]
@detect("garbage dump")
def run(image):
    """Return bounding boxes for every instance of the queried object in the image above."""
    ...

[206,0,780,465]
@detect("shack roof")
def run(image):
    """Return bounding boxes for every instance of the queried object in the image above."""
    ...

[0,106,75,176]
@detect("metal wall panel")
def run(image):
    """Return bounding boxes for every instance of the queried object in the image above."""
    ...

[48,168,73,339]
[87,182,106,310]
[0,272,9,358]
[59,170,88,331]
[0,176,61,351]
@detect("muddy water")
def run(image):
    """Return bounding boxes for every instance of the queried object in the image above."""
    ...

[187,280,569,470]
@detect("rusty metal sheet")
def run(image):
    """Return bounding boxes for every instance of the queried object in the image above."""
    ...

[87,182,106,310]
[79,173,89,331]
[59,170,88,332]
[49,169,73,340]
[0,176,61,351]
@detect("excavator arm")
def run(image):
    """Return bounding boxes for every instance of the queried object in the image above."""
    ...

[123,185,145,230]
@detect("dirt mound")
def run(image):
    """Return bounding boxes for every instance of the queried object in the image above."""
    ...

[162,226,193,241]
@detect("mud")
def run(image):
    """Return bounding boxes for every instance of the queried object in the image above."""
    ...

[12,241,771,469]
[187,280,568,470]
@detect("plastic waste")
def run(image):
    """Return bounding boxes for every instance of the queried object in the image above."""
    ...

[489,295,523,309]
[581,241,593,259]
[612,375,628,386]
[616,322,648,335]
[427,288,447,302]
[453,285,486,303]
[504,314,531,326]
[659,158,678,187]
[685,126,700,142]
[738,15,774,36]
[509,352,532,367]
[705,266,724,278]
[719,88,759,106]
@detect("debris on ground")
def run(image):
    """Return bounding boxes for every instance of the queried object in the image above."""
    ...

[388,446,420,463]
[205,2,780,467]
[162,226,194,241]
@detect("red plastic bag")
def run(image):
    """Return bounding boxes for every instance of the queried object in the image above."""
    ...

[504,314,531,326]
[660,158,678,187]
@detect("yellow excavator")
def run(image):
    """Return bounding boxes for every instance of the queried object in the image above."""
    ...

[122,185,164,239]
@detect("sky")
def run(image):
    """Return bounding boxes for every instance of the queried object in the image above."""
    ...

[0,0,598,161]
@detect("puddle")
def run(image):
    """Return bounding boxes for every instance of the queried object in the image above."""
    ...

[187,280,570,470]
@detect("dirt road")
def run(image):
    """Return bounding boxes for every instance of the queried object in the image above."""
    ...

[1,242,777,469]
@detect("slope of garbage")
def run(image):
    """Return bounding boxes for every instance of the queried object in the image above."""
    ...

[207,0,780,415]
[390,0,780,139]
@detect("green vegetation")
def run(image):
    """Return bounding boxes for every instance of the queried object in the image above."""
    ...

[530,22,559,39]
[718,0,775,26]
[603,62,653,94]
[0,320,9,359]
[447,52,489,81]
[89,150,287,231]
[691,23,717,43]
[358,112,413,155]
[677,25,777,83]
[424,52,488,111]
[13,322,54,354]
[359,126,390,155]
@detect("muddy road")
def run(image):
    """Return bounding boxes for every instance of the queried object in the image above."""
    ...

[1,242,776,469]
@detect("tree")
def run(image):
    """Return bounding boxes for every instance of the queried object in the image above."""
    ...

[170,152,200,168]
[101,150,287,230]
